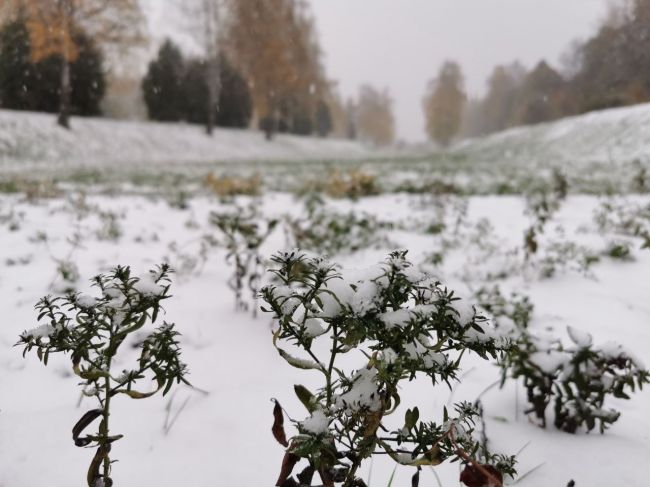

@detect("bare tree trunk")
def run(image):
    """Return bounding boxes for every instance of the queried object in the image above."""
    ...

[203,0,220,136]
[58,50,71,129]
[206,56,220,135]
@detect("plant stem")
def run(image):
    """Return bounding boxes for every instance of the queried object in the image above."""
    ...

[326,326,339,408]
[102,373,112,484]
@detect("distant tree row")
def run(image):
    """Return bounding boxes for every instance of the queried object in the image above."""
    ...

[424,0,650,144]
[0,0,142,128]
[473,0,650,136]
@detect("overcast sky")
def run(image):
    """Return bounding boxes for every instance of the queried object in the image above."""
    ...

[308,0,612,142]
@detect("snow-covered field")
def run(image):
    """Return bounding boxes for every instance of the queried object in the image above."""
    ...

[1,186,649,486]
[0,109,376,173]
[3,103,650,196]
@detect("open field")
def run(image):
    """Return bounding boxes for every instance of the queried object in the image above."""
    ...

[2,104,650,486]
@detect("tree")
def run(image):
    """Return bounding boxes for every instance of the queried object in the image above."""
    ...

[142,40,186,122]
[0,18,105,116]
[482,62,526,133]
[423,61,466,146]
[224,0,327,140]
[356,84,395,146]
[513,61,565,125]
[314,100,332,137]
[6,0,143,128]
[183,55,252,128]
[0,19,38,110]
[181,0,223,134]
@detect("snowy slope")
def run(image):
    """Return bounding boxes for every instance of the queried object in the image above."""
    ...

[0,109,375,173]
[454,102,650,167]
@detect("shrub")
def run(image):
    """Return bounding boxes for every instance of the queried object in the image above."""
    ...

[210,205,277,314]
[288,202,389,256]
[18,264,189,486]
[261,250,515,486]
[502,325,648,433]
[593,198,650,248]
[523,187,562,259]
[204,173,262,198]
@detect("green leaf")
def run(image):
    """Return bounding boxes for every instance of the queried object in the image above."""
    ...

[294,384,316,412]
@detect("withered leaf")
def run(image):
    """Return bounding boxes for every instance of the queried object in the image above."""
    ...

[275,452,300,486]
[318,467,335,487]
[412,468,420,487]
[272,399,289,447]
[459,463,503,487]
[72,409,103,447]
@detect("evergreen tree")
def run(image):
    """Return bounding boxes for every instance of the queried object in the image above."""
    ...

[142,39,186,122]
[513,61,564,125]
[183,56,252,128]
[0,19,38,110]
[216,55,252,128]
[0,18,105,116]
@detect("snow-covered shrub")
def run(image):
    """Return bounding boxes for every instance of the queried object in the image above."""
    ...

[96,210,123,241]
[55,258,81,293]
[474,286,533,332]
[593,198,650,248]
[535,239,600,279]
[502,326,649,433]
[210,204,277,314]
[523,187,563,259]
[165,237,214,277]
[18,264,189,487]
[0,204,23,231]
[603,239,634,261]
[261,250,515,487]
[287,205,389,256]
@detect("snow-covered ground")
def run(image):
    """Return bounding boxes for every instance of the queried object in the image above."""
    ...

[3,103,650,195]
[454,102,650,169]
[1,190,649,486]
[0,109,376,174]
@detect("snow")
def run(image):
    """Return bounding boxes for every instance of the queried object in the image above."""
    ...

[0,109,376,175]
[334,367,382,413]
[2,122,650,486]
[21,324,55,340]
[455,102,650,167]
[133,275,166,296]
[566,325,593,348]
[300,409,330,435]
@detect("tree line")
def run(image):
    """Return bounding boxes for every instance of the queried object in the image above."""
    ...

[0,0,396,145]
[424,0,650,145]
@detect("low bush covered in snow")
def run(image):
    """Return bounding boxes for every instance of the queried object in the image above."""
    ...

[261,250,516,487]
[18,264,189,487]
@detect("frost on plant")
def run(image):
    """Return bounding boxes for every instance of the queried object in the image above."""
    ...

[18,264,189,487]
[261,250,515,487]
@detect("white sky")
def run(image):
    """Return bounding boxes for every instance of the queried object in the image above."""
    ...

[308,0,612,142]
